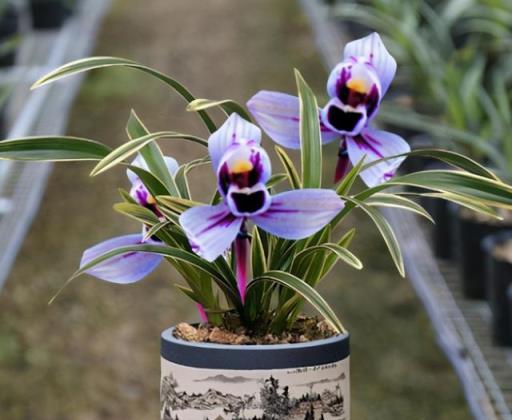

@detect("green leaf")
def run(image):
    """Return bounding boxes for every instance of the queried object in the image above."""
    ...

[336,156,366,195]
[187,98,253,122]
[0,136,111,161]
[294,243,363,271]
[174,284,199,302]
[91,131,207,178]
[143,220,172,241]
[118,188,137,204]
[364,148,499,180]
[385,170,512,210]
[174,156,210,199]
[295,69,322,188]
[266,173,288,189]
[156,196,201,215]
[274,146,302,189]
[113,203,160,225]
[174,165,191,199]
[422,192,500,220]
[248,270,345,333]
[321,228,357,278]
[126,110,179,196]
[365,193,434,223]
[339,228,356,247]
[125,164,170,197]
[251,227,267,279]
[32,56,217,134]
[343,196,405,277]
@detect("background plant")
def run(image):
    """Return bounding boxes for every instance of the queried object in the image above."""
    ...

[331,0,512,176]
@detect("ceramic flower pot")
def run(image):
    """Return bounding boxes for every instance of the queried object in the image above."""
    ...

[451,205,511,299]
[0,4,20,67]
[483,231,512,346]
[29,0,74,29]
[161,327,350,420]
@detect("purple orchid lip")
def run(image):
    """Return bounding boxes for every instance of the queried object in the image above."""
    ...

[226,184,271,217]
[321,98,367,136]
[327,104,365,133]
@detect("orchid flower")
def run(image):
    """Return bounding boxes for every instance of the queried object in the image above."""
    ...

[247,32,410,187]
[179,113,345,302]
[79,155,178,284]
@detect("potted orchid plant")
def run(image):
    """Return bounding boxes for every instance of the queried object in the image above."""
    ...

[1,33,512,419]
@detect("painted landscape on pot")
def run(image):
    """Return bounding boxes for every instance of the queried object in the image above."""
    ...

[161,359,349,419]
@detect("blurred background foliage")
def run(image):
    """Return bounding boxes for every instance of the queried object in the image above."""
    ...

[331,0,512,178]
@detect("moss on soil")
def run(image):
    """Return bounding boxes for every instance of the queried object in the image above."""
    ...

[0,0,470,419]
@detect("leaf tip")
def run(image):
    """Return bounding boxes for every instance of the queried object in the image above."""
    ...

[30,80,44,90]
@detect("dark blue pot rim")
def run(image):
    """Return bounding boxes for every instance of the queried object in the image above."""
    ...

[161,327,350,370]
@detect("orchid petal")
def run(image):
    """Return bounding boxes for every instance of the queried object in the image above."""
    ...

[80,234,163,284]
[251,189,344,239]
[346,127,410,187]
[247,90,338,149]
[127,154,179,185]
[343,32,396,95]
[208,113,261,171]
[179,203,243,262]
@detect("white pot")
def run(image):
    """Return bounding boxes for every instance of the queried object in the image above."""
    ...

[161,327,350,419]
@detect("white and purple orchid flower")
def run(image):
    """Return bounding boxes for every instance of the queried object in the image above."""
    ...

[79,155,178,284]
[247,32,410,187]
[179,113,345,302]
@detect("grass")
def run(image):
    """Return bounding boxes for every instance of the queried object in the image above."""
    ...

[0,0,470,418]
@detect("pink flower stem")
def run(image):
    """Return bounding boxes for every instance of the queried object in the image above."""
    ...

[196,303,208,323]
[235,223,250,305]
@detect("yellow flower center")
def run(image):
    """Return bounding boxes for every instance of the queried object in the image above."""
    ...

[231,160,253,174]
[347,78,368,94]
[146,194,156,205]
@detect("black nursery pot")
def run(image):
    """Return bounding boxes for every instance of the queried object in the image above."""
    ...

[29,0,74,30]
[420,162,453,259]
[0,4,20,67]
[483,231,512,346]
[451,206,512,299]
[161,327,350,419]
[400,134,436,175]
[0,101,8,138]
[422,198,453,259]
